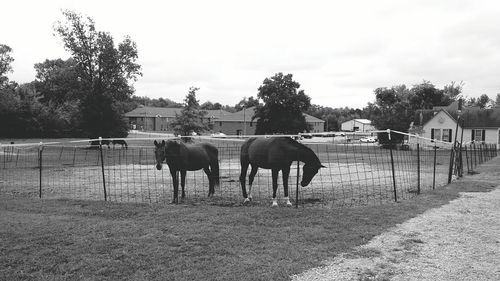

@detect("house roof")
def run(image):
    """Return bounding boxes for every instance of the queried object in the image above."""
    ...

[416,107,500,128]
[342,119,372,125]
[124,106,231,119]
[216,107,324,123]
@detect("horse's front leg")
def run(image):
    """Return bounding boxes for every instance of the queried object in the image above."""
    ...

[180,170,187,199]
[247,165,258,202]
[282,165,292,207]
[271,169,279,207]
[170,169,179,204]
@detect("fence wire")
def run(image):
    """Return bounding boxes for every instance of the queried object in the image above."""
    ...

[0,135,497,207]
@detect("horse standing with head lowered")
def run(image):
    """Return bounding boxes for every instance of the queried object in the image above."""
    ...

[154,140,220,203]
[239,137,325,207]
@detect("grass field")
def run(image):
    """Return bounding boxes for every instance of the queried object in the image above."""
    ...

[0,177,496,281]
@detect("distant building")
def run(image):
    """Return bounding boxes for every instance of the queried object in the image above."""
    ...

[124,106,230,131]
[124,106,325,135]
[211,107,256,135]
[210,107,325,135]
[341,119,375,132]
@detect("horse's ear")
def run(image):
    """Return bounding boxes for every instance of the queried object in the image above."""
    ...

[154,140,158,147]
[320,164,326,168]
[161,140,165,146]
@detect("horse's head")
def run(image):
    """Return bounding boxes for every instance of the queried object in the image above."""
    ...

[301,163,326,187]
[154,140,166,170]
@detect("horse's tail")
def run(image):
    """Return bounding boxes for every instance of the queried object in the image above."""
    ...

[212,158,220,188]
[211,147,220,188]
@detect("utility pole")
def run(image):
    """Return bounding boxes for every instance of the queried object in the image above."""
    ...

[243,106,247,136]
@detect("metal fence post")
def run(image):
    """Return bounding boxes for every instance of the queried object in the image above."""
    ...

[417,143,420,195]
[473,143,477,168]
[99,137,107,201]
[2,143,5,169]
[432,144,437,190]
[464,145,470,174]
[39,142,43,198]
[387,130,397,202]
[295,160,300,208]
[447,146,454,184]
[479,144,483,164]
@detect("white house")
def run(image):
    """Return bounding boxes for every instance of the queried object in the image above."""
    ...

[341,119,375,132]
[415,107,500,145]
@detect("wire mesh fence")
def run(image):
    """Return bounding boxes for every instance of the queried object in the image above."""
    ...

[0,132,497,207]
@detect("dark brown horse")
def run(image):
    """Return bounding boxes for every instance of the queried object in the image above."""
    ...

[239,137,325,207]
[154,140,219,203]
[111,139,128,149]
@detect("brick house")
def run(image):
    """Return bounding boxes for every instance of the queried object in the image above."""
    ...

[124,106,231,132]
[124,106,325,135]
[211,107,325,135]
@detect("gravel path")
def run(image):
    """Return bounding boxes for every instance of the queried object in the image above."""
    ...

[292,160,500,281]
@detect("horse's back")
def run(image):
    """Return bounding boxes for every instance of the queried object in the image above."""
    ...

[243,137,297,168]
[182,142,218,170]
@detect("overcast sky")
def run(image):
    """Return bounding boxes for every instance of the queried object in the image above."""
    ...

[2,0,500,108]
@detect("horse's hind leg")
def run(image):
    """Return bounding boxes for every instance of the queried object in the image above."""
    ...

[247,165,258,201]
[282,165,292,207]
[271,169,279,207]
[180,170,187,199]
[203,167,214,197]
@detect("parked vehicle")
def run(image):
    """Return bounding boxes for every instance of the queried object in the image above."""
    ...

[211,132,227,138]
[360,137,377,143]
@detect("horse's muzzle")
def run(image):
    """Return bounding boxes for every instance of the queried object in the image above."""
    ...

[156,164,162,170]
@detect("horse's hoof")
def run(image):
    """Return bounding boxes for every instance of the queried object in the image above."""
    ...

[243,198,251,204]
[271,202,278,208]
[286,202,293,207]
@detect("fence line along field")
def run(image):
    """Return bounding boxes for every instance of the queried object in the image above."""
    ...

[0,135,496,207]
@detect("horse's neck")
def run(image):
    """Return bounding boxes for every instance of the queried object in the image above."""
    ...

[297,146,318,165]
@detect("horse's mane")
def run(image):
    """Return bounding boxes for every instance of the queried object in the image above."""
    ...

[280,137,309,150]
[279,137,320,164]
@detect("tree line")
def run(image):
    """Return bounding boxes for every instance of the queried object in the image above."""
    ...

[1,10,499,138]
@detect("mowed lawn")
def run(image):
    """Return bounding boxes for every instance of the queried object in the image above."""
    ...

[0,180,495,281]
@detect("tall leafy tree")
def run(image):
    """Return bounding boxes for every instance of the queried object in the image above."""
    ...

[0,44,14,85]
[409,81,450,110]
[234,96,259,111]
[467,94,492,109]
[34,58,82,105]
[54,10,142,137]
[170,87,210,135]
[201,101,223,110]
[370,81,461,143]
[254,73,311,134]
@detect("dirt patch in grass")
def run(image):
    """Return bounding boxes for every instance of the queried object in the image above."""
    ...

[1,159,499,280]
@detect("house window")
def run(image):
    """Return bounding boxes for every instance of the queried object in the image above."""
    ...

[442,129,452,142]
[431,128,441,141]
[473,129,485,142]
